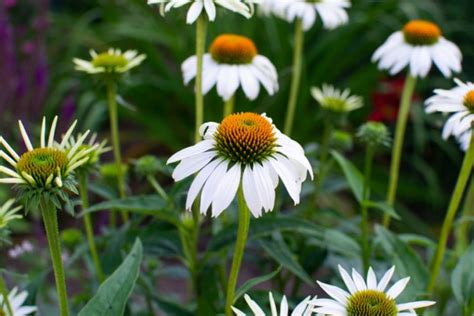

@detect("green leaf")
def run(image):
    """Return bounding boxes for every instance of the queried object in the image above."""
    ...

[451,243,474,307]
[364,201,400,220]
[258,237,314,286]
[375,226,429,298]
[234,266,282,304]
[81,195,180,226]
[78,239,143,316]
[324,229,360,257]
[331,150,363,201]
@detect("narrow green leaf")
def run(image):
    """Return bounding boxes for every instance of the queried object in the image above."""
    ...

[234,266,282,303]
[375,226,429,298]
[451,243,474,307]
[324,229,360,257]
[331,150,363,201]
[259,238,314,286]
[80,195,180,226]
[364,201,400,220]
[78,239,143,316]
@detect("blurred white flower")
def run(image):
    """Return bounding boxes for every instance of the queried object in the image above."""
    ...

[148,0,255,24]
[182,34,278,101]
[372,20,462,78]
[0,287,37,316]
[0,199,22,229]
[8,240,34,258]
[232,292,314,315]
[425,78,474,149]
[310,265,435,315]
[167,112,313,217]
[73,48,145,75]
[274,0,350,31]
[311,84,363,113]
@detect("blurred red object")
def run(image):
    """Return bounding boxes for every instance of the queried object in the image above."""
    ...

[369,77,418,124]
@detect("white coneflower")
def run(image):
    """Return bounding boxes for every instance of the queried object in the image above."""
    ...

[0,287,37,316]
[0,199,22,229]
[311,84,363,113]
[64,133,111,171]
[182,34,278,101]
[274,0,350,31]
[372,20,462,78]
[167,112,313,218]
[73,48,146,75]
[310,265,435,315]
[232,292,314,316]
[425,78,474,144]
[0,117,93,191]
[148,0,255,24]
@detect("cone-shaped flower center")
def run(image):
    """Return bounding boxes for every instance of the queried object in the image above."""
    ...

[214,113,276,164]
[464,90,474,110]
[403,20,441,45]
[210,34,258,65]
[92,52,128,68]
[16,148,68,185]
[346,290,398,316]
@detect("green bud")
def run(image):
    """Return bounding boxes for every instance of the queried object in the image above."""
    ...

[330,130,354,152]
[133,155,165,178]
[357,122,391,148]
[61,228,82,248]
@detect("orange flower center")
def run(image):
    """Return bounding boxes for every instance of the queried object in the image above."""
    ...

[403,20,441,45]
[214,113,276,164]
[210,34,257,65]
[464,90,474,110]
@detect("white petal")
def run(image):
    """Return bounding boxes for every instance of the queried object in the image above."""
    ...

[338,265,358,294]
[172,151,216,181]
[167,140,214,163]
[397,300,436,311]
[376,266,395,291]
[186,0,204,24]
[211,163,241,217]
[200,160,229,214]
[185,158,222,210]
[243,165,264,217]
[386,277,410,299]
[317,281,349,305]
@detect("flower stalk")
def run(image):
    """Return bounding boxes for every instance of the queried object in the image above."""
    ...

[360,144,375,273]
[428,131,474,294]
[384,74,417,227]
[194,14,207,143]
[0,274,14,316]
[455,177,474,256]
[78,172,105,283]
[284,18,304,136]
[41,200,69,316]
[223,95,235,118]
[106,80,128,224]
[225,185,251,316]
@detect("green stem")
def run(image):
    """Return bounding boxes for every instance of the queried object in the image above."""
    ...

[194,14,207,143]
[361,144,375,273]
[41,202,70,316]
[455,176,474,256]
[223,95,235,118]
[283,18,304,136]
[314,120,333,201]
[79,173,105,283]
[384,74,417,228]
[146,175,168,200]
[225,186,251,316]
[428,132,474,294]
[0,274,14,316]
[106,80,128,223]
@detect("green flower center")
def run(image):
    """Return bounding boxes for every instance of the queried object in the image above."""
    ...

[347,290,398,316]
[463,90,474,110]
[210,34,257,65]
[16,148,68,185]
[92,53,128,69]
[214,113,276,165]
[306,0,321,3]
[322,97,349,112]
[403,20,441,46]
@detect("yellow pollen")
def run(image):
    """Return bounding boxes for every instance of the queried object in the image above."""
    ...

[210,34,258,65]
[215,112,276,164]
[403,20,441,45]
[464,90,474,109]
[92,52,128,68]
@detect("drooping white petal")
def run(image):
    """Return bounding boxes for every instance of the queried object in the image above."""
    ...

[386,277,410,299]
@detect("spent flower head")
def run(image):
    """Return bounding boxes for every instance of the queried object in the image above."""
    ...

[357,121,391,148]
[0,116,92,211]
[148,0,256,24]
[310,265,435,315]
[0,199,22,229]
[372,20,462,78]
[182,34,278,101]
[167,112,313,218]
[232,292,314,315]
[311,84,363,113]
[73,48,145,77]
